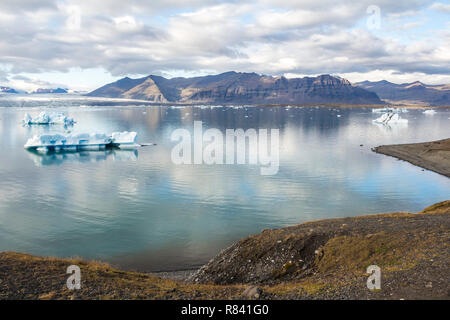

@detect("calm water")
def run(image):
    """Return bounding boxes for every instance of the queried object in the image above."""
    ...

[0,96,449,271]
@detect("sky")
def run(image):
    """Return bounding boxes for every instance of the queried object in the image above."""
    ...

[0,0,449,92]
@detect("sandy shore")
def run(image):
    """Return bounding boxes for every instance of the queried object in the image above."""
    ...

[373,138,450,178]
[153,269,198,281]
[1,201,449,300]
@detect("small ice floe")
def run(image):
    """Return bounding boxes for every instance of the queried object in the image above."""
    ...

[110,132,139,149]
[373,112,408,125]
[24,131,140,152]
[423,109,436,115]
[23,112,75,125]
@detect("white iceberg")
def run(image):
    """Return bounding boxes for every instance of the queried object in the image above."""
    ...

[423,109,436,115]
[372,112,408,125]
[111,131,140,149]
[24,131,139,151]
[23,112,75,125]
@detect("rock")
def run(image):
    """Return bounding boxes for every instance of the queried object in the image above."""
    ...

[243,286,262,299]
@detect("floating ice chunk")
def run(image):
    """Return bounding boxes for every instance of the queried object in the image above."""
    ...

[373,112,408,124]
[111,131,137,144]
[23,112,75,125]
[24,133,111,150]
[23,113,32,123]
[423,109,436,115]
[111,131,139,149]
[24,131,139,150]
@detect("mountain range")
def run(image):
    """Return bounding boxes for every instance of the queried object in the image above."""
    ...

[0,87,68,94]
[33,88,68,94]
[355,80,450,106]
[3,73,450,105]
[86,72,383,105]
[0,86,19,94]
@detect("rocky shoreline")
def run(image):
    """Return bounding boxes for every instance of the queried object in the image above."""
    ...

[1,201,449,300]
[373,138,450,178]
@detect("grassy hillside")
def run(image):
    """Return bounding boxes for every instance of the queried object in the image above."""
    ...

[1,201,448,300]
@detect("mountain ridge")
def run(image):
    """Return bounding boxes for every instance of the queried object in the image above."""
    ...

[87,72,383,105]
[0,86,19,94]
[355,80,450,105]
[33,88,68,94]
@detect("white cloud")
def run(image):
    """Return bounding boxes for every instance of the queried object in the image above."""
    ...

[0,0,448,90]
[337,70,450,85]
[430,2,450,14]
[3,75,67,93]
[64,5,82,30]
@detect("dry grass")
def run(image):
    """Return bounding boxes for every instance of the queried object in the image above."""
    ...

[0,252,243,300]
[421,200,450,214]
[315,232,419,274]
[1,201,449,299]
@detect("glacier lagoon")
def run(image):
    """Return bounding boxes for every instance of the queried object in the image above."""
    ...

[0,98,449,271]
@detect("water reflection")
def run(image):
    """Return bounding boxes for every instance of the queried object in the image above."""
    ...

[372,121,409,133]
[27,149,138,166]
[0,104,449,272]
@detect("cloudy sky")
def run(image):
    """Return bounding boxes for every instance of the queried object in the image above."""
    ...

[1,0,449,92]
